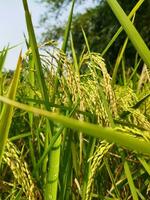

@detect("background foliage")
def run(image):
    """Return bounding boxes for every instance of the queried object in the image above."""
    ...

[40,0,150,70]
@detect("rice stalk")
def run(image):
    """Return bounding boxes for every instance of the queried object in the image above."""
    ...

[85,141,112,200]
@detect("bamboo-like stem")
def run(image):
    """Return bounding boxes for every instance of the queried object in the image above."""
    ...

[44,1,76,199]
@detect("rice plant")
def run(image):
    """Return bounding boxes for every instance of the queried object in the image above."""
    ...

[0,0,150,199]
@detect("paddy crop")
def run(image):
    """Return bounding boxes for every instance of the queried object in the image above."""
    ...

[0,0,150,199]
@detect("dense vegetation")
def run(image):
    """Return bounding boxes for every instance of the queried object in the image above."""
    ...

[40,0,150,68]
[0,0,150,199]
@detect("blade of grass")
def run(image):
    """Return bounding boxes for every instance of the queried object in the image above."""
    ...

[121,56,126,85]
[0,53,22,165]
[124,161,139,200]
[0,46,8,111]
[0,96,150,155]
[112,14,135,86]
[112,36,129,86]
[0,46,8,72]
[61,0,75,53]
[136,189,146,200]
[0,43,24,54]
[9,132,32,141]
[104,158,120,199]
[52,0,75,103]
[70,32,79,75]
[138,157,150,176]
[102,0,144,56]
[106,0,150,69]
[126,59,142,85]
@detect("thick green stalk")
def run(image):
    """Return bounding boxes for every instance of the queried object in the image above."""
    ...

[45,1,75,199]
[106,0,150,69]
[44,136,61,200]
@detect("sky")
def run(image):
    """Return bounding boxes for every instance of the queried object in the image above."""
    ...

[0,0,46,70]
[0,0,97,70]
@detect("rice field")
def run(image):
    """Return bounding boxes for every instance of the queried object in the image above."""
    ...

[0,0,150,199]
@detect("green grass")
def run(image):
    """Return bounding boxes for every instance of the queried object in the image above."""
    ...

[0,0,150,199]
